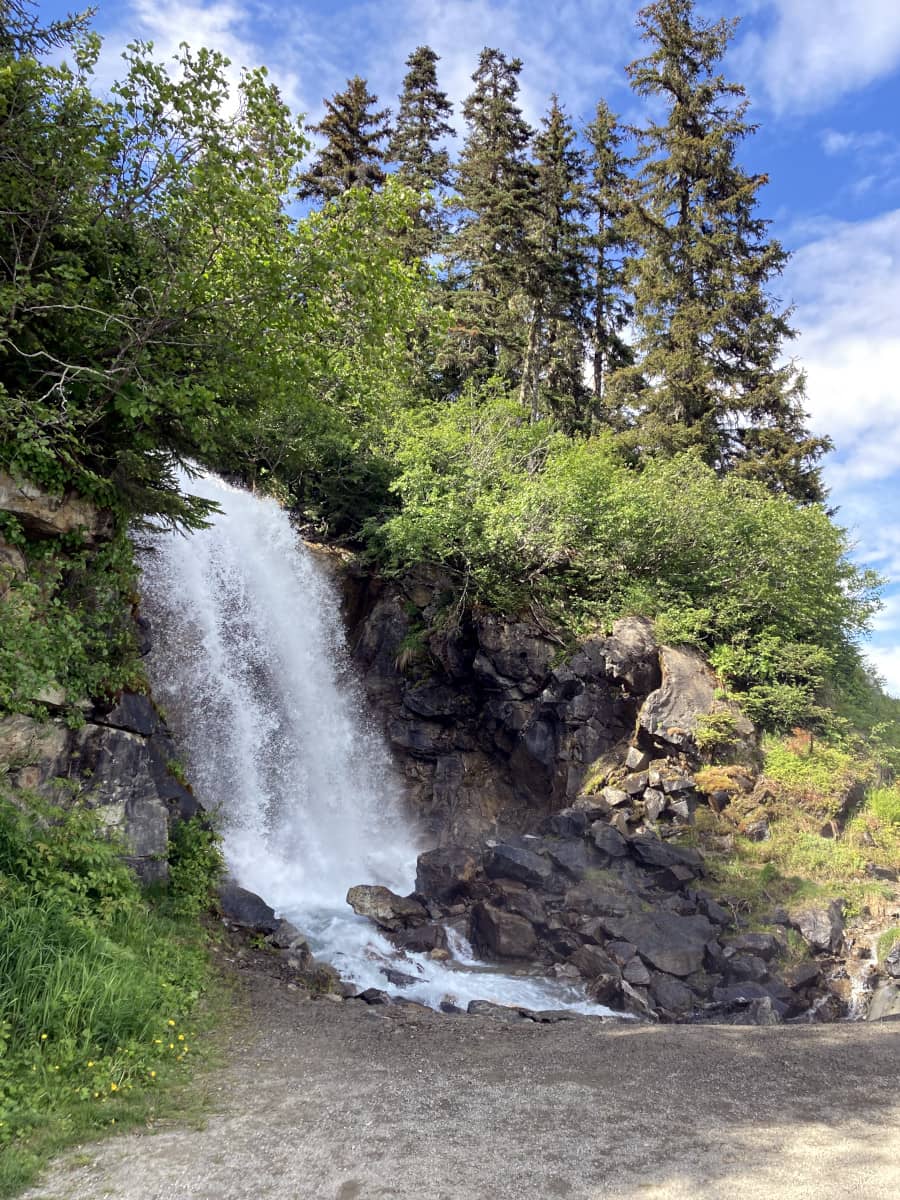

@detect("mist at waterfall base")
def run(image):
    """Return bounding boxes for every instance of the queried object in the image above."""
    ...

[139,470,614,1016]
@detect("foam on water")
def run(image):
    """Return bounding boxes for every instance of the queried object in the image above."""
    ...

[139,469,615,1016]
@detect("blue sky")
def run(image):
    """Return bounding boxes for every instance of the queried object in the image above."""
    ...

[39,1,900,694]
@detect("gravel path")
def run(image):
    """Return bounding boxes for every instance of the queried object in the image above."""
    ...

[23,976,900,1200]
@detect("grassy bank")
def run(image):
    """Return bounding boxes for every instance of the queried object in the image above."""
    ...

[0,800,224,1197]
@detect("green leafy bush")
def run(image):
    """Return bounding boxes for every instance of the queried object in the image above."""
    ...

[168,817,226,918]
[866,787,900,826]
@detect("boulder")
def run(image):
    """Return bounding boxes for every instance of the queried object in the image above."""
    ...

[868,982,900,1022]
[570,944,621,980]
[638,644,755,755]
[623,957,652,988]
[650,974,695,1016]
[722,931,782,961]
[467,1000,527,1022]
[485,843,554,889]
[600,616,660,694]
[599,912,716,978]
[885,942,900,980]
[712,982,790,1018]
[471,902,538,959]
[0,470,113,543]
[346,885,428,931]
[545,837,604,879]
[791,901,845,954]
[415,846,483,902]
[590,822,629,859]
[269,920,310,955]
[628,834,703,877]
[392,923,449,953]
[218,882,279,933]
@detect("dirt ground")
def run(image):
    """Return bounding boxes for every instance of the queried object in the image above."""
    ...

[22,973,900,1200]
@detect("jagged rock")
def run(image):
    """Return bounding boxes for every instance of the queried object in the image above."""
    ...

[712,982,789,1018]
[471,902,537,959]
[540,808,592,838]
[270,920,310,955]
[782,961,821,990]
[650,974,695,1016]
[695,893,731,925]
[792,901,845,953]
[92,692,160,737]
[346,885,428,931]
[358,988,391,1005]
[545,837,603,879]
[620,772,649,796]
[472,615,556,696]
[218,882,279,933]
[723,932,782,961]
[600,787,631,807]
[662,775,697,794]
[485,843,554,889]
[467,1000,527,1022]
[0,470,113,543]
[600,616,660,694]
[570,944,621,980]
[623,957,652,987]
[605,940,638,966]
[725,954,769,983]
[415,846,483,902]
[382,967,420,988]
[885,943,900,980]
[628,834,703,877]
[590,821,629,859]
[868,983,900,1021]
[392,923,449,953]
[638,645,755,756]
[618,979,656,1019]
[625,745,651,772]
[643,789,667,821]
[492,881,548,926]
[599,912,716,978]
[402,683,475,721]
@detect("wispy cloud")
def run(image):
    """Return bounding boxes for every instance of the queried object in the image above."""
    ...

[735,0,900,114]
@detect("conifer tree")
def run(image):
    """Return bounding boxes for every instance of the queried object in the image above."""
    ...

[612,0,829,500]
[519,97,591,429]
[388,46,454,259]
[298,76,391,201]
[449,48,537,383]
[584,100,634,428]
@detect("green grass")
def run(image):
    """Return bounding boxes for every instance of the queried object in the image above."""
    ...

[866,786,900,826]
[0,796,222,1197]
[876,928,900,964]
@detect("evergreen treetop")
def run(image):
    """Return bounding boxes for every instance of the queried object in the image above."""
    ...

[298,75,391,201]
[614,0,829,501]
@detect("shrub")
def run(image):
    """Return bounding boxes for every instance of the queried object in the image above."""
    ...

[168,817,226,918]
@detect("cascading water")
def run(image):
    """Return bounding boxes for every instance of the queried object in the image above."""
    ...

[139,469,615,1015]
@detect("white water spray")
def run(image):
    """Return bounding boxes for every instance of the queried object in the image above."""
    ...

[139,470,614,1015]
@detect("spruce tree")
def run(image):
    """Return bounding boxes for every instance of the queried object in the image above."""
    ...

[388,46,454,259]
[612,0,829,500]
[448,48,536,383]
[584,100,634,429]
[519,97,591,429]
[298,76,391,201]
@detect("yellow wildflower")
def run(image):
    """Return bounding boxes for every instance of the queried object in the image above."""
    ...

[110,1082,118,1092]
[167,1019,176,1027]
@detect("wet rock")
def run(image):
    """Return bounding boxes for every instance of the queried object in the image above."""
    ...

[218,882,279,933]
[91,692,160,737]
[358,988,391,1005]
[485,843,554,889]
[382,967,420,988]
[270,920,310,954]
[885,943,900,980]
[466,1000,528,1022]
[346,885,428,931]
[792,901,845,953]
[402,682,475,721]
[392,923,449,953]
[415,846,484,903]
[782,961,821,990]
[492,882,548,927]
[471,902,538,959]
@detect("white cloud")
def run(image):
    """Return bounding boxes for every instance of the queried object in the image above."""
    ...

[735,0,900,114]
[821,129,894,157]
[865,646,900,698]
[786,209,900,484]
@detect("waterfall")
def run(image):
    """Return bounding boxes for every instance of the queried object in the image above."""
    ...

[139,469,614,1015]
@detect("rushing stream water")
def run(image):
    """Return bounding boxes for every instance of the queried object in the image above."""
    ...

[139,469,613,1014]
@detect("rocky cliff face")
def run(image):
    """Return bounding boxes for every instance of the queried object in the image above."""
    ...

[319,555,755,845]
[0,472,199,881]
